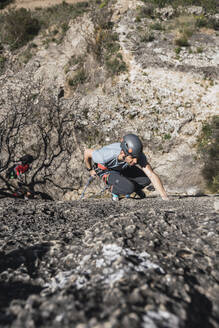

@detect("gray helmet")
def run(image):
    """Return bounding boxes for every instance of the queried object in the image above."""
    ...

[121,134,143,157]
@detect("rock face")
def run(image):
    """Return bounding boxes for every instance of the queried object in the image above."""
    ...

[0,195,218,327]
[0,0,218,200]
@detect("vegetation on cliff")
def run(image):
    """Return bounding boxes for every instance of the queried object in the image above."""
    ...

[141,0,218,12]
[197,116,219,193]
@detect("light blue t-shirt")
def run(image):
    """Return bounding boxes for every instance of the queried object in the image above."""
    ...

[92,143,148,172]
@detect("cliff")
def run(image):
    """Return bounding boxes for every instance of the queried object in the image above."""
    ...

[0,0,218,200]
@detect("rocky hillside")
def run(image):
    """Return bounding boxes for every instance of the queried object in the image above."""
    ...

[5,0,86,10]
[0,195,218,327]
[0,0,218,200]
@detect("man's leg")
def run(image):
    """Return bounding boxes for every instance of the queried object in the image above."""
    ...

[122,166,151,190]
[107,171,136,195]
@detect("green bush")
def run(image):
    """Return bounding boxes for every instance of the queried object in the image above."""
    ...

[106,57,127,75]
[68,68,87,87]
[175,46,181,54]
[196,15,219,30]
[0,2,90,50]
[32,2,90,31]
[196,46,203,53]
[1,8,40,49]
[141,0,172,7]
[141,0,217,13]
[64,55,85,73]
[0,55,6,72]
[76,1,127,78]
[140,32,155,42]
[95,30,120,59]
[61,22,69,33]
[0,0,13,10]
[136,4,156,20]
[195,15,208,28]
[164,133,171,140]
[197,116,219,193]
[175,36,190,47]
[150,22,164,30]
[99,0,110,9]
[69,55,85,67]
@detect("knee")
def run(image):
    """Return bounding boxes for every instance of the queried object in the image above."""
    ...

[110,175,135,195]
[125,181,136,194]
[142,176,151,187]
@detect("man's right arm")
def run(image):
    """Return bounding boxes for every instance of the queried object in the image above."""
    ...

[142,164,168,200]
[84,149,96,177]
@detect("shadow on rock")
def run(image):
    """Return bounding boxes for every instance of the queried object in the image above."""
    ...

[184,269,214,328]
[0,189,53,201]
[0,281,43,309]
[186,288,214,328]
[0,243,51,278]
[0,281,43,326]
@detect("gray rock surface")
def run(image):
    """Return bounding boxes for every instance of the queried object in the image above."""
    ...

[0,195,218,327]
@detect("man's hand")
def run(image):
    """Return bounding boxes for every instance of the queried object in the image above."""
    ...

[90,169,97,177]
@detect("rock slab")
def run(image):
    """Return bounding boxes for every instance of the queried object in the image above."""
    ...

[0,195,218,327]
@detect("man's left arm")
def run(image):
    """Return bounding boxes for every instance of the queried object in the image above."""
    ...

[142,164,168,200]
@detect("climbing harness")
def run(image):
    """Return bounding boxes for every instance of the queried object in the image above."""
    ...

[80,161,112,200]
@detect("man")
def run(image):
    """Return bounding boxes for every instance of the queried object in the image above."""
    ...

[84,134,168,201]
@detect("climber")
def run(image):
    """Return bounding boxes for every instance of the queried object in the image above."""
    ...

[84,134,168,201]
[6,154,34,198]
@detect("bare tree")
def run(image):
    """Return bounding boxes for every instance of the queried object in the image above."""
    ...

[0,83,80,200]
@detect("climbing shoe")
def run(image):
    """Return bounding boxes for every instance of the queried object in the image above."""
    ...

[146,184,155,191]
[135,189,146,199]
[112,193,119,201]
